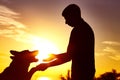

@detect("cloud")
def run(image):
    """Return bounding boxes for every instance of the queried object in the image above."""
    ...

[95,52,109,56]
[103,47,116,53]
[102,41,120,46]
[103,46,120,60]
[0,5,25,28]
[0,5,42,44]
[109,55,120,61]
[0,5,19,18]
[96,41,120,61]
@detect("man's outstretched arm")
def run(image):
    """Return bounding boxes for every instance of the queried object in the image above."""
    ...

[48,53,71,67]
[36,53,71,71]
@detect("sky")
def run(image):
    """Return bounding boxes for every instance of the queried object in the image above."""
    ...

[0,0,120,80]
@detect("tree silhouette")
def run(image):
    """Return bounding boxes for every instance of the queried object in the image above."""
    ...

[60,70,71,80]
[95,69,120,80]
[60,69,120,80]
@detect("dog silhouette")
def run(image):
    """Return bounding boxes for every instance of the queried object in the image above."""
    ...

[0,50,38,80]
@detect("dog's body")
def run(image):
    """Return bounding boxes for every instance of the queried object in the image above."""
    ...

[0,50,38,80]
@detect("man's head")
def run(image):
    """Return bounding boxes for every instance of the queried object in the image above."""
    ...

[62,4,81,27]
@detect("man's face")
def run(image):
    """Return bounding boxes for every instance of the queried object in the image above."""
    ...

[64,16,75,27]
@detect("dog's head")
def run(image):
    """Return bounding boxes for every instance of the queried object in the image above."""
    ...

[10,50,38,63]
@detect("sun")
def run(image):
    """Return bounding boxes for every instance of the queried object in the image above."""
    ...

[37,77,50,80]
[31,38,59,63]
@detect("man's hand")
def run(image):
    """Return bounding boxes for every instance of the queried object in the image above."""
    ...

[43,54,57,62]
[35,63,49,71]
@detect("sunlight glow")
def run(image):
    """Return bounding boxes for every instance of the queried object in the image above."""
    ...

[31,38,59,63]
[37,77,50,80]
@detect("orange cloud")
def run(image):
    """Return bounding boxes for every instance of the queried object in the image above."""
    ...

[96,41,120,61]
[0,5,43,44]
[102,41,120,46]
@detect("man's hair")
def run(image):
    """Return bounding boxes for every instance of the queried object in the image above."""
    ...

[62,4,81,17]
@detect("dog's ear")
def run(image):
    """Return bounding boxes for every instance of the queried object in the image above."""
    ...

[10,50,19,60]
[10,50,19,55]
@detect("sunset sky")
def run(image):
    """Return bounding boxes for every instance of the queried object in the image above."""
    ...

[0,0,120,80]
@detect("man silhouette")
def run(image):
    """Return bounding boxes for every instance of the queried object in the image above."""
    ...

[36,4,95,80]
